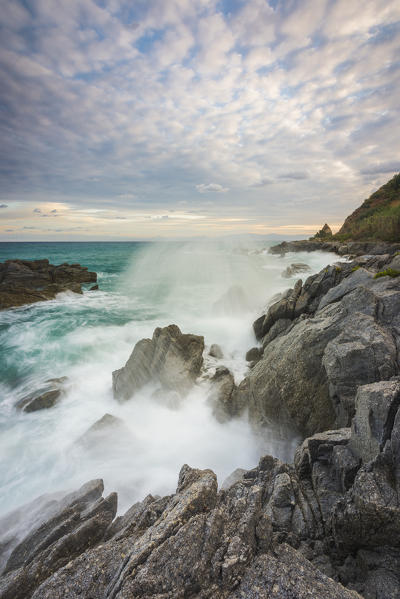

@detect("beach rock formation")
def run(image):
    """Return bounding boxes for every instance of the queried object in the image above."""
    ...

[0,260,97,310]
[245,257,400,437]
[112,324,204,401]
[16,377,68,412]
[282,262,311,278]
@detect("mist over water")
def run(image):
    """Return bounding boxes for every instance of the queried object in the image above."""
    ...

[0,240,341,518]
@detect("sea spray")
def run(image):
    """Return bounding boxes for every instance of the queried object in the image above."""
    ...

[0,240,343,517]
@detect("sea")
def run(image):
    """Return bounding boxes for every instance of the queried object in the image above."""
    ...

[0,240,342,517]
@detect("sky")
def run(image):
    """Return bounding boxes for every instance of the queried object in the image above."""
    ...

[0,0,400,241]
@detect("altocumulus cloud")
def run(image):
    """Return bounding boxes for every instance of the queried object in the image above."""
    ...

[196,183,229,194]
[0,0,400,238]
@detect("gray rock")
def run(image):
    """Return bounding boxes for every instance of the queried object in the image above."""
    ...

[209,343,224,359]
[245,347,262,362]
[221,468,247,490]
[282,263,311,278]
[207,367,237,422]
[350,380,400,464]
[112,324,204,401]
[16,378,68,412]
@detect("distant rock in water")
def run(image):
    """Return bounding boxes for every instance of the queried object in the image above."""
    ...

[209,343,224,359]
[282,263,311,278]
[0,259,97,310]
[112,324,204,401]
[16,377,68,412]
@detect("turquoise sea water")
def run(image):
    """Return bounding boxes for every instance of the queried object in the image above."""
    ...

[0,240,342,517]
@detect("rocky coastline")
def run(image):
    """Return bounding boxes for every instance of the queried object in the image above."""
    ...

[0,259,97,310]
[1,245,400,598]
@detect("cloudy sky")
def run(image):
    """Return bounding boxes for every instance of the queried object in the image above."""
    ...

[1,0,399,240]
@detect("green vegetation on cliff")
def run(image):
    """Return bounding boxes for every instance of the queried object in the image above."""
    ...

[335,173,400,242]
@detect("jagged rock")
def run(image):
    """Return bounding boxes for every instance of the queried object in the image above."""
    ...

[254,279,302,340]
[75,414,134,450]
[89,284,99,290]
[282,263,311,278]
[16,377,68,412]
[269,239,400,257]
[112,325,204,401]
[314,223,333,239]
[209,344,224,359]
[0,260,97,310]
[350,380,400,464]
[228,544,360,599]
[207,367,237,422]
[245,347,262,362]
[221,468,247,490]
[244,266,400,436]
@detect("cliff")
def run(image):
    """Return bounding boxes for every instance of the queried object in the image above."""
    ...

[336,173,400,242]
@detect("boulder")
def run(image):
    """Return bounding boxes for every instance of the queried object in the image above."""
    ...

[282,263,311,278]
[243,266,400,437]
[16,378,68,413]
[207,367,237,422]
[0,260,97,310]
[350,379,400,464]
[112,325,204,401]
[209,344,223,359]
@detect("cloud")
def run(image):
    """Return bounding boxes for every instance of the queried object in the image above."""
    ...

[360,161,400,175]
[0,204,7,208]
[278,172,309,181]
[0,0,400,239]
[196,183,229,193]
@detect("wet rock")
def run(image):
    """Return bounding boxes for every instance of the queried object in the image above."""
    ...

[112,324,204,401]
[350,380,400,464]
[243,265,400,437]
[207,367,237,422]
[16,378,68,412]
[0,260,97,310]
[209,343,223,359]
[245,347,262,362]
[282,262,311,278]
[221,468,247,490]
[89,284,99,291]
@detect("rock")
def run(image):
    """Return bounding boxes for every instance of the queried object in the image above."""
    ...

[209,344,223,359]
[228,544,360,599]
[313,223,333,239]
[112,325,204,401]
[16,378,68,412]
[0,260,97,310]
[253,279,302,340]
[89,284,99,291]
[207,367,237,422]
[221,468,247,490]
[245,347,262,362]
[350,380,400,464]
[269,239,400,257]
[75,414,134,451]
[242,264,400,437]
[282,263,311,278]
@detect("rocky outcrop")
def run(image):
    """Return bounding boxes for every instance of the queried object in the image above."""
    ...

[0,260,97,310]
[112,324,204,401]
[207,366,237,422]
[15,377,68,412]
[2,373,400,597]
[282,262,311,278]
[314,223,333,239]
[269,239,400,256]
[245,257,400,437]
